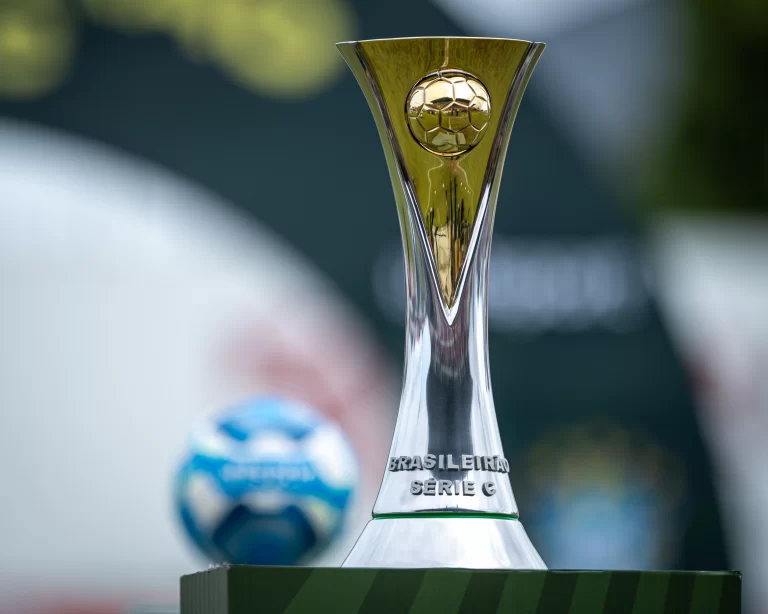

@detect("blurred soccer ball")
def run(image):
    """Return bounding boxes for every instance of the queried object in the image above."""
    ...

[175,397,358,565]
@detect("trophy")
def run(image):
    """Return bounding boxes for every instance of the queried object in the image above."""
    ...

[179,37,743,614]
[337,37,547,569]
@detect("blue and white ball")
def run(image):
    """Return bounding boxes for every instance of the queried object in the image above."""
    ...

[175,397,358,565]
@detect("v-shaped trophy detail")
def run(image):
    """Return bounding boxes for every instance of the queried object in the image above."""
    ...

[337,37,547,569]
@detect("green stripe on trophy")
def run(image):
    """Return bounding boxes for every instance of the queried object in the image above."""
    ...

[282,568,378,614]
[494,570,547,613]
[567,572,611,614]
[535,572,579,613]
[630,572,670,614]
[409,570,473,614]
[356,569,426,614]
[662,572,695,613]
[688,573,723,614]
[457,570,509,614]
[718,573,741,614]
[227,566,313,614]
[602,572,641,614]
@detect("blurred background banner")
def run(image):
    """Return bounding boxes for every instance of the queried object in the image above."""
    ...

[0,0,765,612]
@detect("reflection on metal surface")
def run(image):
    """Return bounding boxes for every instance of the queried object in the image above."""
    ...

[338,37,546,569]
[342,517,545,569]
[406,71,491,157]
[342,37,537,311]
[404,69,492,305]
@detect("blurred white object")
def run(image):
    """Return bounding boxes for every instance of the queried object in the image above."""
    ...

[0,119,395,609]
[435,0,643,37]
[651,215,768,614]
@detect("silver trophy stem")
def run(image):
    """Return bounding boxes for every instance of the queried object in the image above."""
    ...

[338,38,546,569]
[374,164,518,518]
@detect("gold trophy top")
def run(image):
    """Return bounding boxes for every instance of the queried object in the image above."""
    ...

[338,38,543,310]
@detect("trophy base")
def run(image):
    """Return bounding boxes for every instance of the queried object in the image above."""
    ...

[181,566,742,613]
[342,516,547,569]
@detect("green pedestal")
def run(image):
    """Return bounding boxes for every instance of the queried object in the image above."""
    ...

[180,565,740,613]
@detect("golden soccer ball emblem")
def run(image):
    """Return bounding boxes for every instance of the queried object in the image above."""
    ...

[406,71,491,156]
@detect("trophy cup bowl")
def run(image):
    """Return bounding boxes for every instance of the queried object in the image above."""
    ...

[337,37,546,569]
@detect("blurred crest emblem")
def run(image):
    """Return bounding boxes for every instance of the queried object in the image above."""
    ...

[521,424,687,569]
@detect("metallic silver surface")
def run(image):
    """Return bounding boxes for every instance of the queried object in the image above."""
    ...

[342,518,545,569]
[337,37,546,569]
